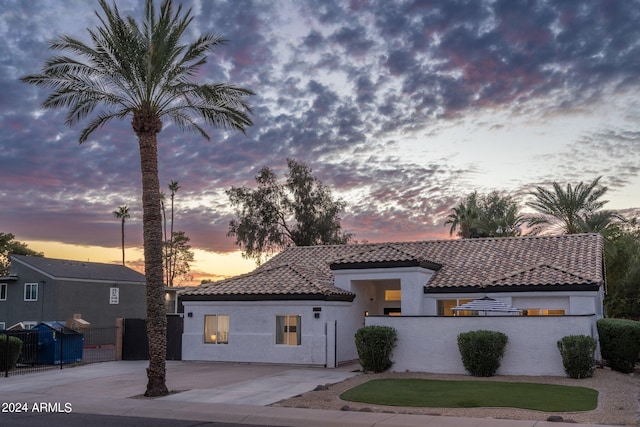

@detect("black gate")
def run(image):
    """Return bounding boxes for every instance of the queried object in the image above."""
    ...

[122,316,182,360]
[166,315,182,360]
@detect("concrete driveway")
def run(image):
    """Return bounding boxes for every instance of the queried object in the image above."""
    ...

[0,360,358,405]
[0,361,612,427]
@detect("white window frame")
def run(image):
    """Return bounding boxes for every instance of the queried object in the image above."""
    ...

[22,321,37,330]
[0,283,6,301]
[275,315,301,346]
[24,283,38,301]
[204,314,229,344]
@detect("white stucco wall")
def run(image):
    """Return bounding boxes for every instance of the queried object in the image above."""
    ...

[334,267,435,315]
[182,300,357,366]
[365,315,599,376]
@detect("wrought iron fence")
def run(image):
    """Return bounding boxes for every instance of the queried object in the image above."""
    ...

[0,326,118,378]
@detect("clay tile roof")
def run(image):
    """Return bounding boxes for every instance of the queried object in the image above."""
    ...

[330,244,442,270]
[487,264,596,287]
[181,233,604,299]
[181,263,354,300]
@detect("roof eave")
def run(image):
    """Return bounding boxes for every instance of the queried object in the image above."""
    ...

[424,283,603,294]
[331,260,442,271]
[180,293,355,302]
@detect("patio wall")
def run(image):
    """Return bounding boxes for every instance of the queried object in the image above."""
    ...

[365,314,599,376]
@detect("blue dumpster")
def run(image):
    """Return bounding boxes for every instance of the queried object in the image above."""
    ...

[34,322,83,365]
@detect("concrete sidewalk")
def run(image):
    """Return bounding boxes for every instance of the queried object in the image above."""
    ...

[0,361,617,427]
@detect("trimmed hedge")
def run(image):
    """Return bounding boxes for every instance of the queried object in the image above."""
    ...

[0,335,23,371]
[355,326,397,373]
[597,318,640,373]
[557,335,597,378]
[457,330,508,377]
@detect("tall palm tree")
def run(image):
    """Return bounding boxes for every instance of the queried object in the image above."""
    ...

[112,205,130,265]
[445,192,480,238]
[526,177,621,234]
[22,0,253,396]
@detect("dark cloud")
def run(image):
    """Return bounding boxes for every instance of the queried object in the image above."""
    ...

[1,0,639,279]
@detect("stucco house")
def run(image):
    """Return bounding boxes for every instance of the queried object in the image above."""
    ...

[181,233,605,376]
[0,255,147,329]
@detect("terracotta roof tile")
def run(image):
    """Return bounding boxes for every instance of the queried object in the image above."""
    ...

[488,264,596,287]
[182,263,353,298]
[181,233,604,298]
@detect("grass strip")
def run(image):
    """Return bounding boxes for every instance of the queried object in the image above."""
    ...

[340,379,598,412]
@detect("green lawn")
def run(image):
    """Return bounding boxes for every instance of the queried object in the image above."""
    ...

[340,379,598,412]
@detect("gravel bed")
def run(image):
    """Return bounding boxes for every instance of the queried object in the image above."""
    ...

[273,367,640,425]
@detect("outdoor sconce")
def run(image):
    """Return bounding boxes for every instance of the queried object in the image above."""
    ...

[187,312,193,318]
[313,307,321,319]
[314,313,320,319]
[365,311,369,316]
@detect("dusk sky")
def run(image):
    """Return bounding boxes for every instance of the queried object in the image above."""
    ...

[2,0,640,284]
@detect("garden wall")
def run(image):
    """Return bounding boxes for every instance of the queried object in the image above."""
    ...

[365,315,599,376]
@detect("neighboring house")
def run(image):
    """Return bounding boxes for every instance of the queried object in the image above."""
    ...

[181,233,605,376]
[0,255,147,329]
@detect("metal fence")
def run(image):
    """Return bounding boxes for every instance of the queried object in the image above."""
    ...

[0,326,118,378]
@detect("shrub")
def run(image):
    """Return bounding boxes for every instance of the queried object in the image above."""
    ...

[597,318,640,373]
[457,330,508,377]
[0,335,23,371]
[557,335,597,378]
[355,326,397,373]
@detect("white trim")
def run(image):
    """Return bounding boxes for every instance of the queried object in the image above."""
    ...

[24,283,38,301]
[22,321,37,330]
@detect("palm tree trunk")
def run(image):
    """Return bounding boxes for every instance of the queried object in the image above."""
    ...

[121,218,126,265]
[162,198,168,286]
[169,194,175,286]
[135,116,168,397]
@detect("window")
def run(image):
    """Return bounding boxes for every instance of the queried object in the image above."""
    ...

[437,299,474,316]
[524,309,565,316]
[24,283,38,301]
[22,321,37,330]
[276,315,301,346]
[384,290,401,301]
[0,283,6,301]
[0,322,5,330]
[204,315,229,344]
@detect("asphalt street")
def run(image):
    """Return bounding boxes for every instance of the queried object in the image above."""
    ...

[1,412,285,427]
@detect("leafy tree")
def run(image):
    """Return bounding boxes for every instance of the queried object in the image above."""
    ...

[603,221,640,319]
[112,205,130,265]
[0,233,43,276]
[526,177,623,235]
[445,191,524,238]
[22,0,253,396]
[164,230,194,286]
[227,159,352,264]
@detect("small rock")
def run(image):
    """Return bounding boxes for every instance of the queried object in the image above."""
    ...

[340,405,354,411]
[547,415,564,422]
[313,384,329,391]
[358,407,374,412]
